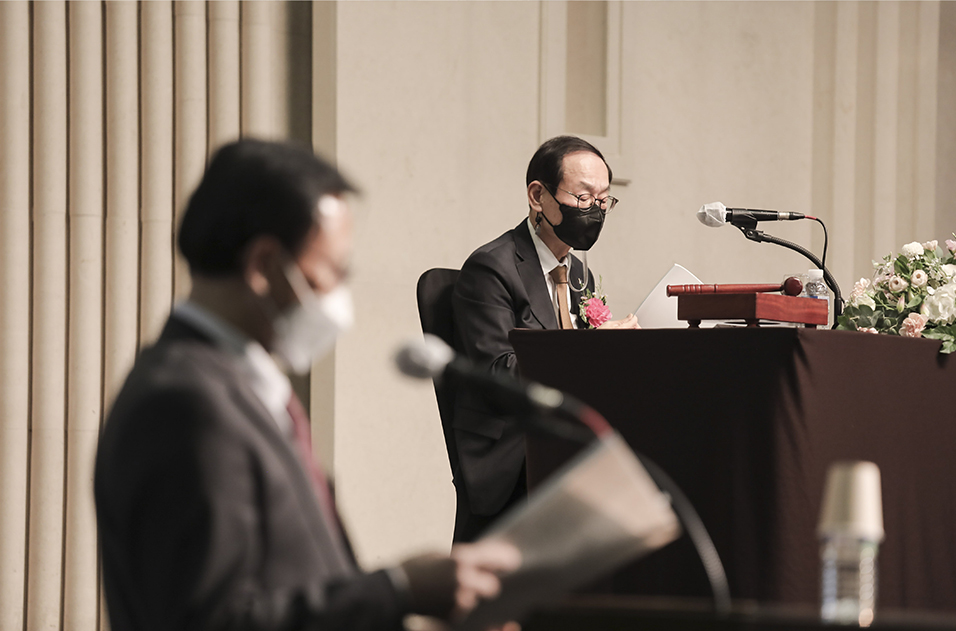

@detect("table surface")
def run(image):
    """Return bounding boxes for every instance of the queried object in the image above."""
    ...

[523,596,956,631]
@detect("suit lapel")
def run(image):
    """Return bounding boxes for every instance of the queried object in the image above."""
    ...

[513,221,559,329]
[165,316,355,573]
[228,380,355,573]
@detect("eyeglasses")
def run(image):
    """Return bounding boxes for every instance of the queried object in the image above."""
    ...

[546,186,619,212]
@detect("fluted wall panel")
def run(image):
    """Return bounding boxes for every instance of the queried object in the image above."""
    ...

[174,1,207,299]
[914,1,939,240]
[104,1,141,406]
[811,0,945,285]
[140,1,175,345]
[242,1,274,137]
[873,2,901,256]
[208,1,241,152]
[0,3,32,630]
[28,3,69,629]
[64,4,105,629]
[826,2,860,283]
[0,2,301,629]
[312,1,336,158]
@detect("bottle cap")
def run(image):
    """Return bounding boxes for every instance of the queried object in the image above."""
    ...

[817,461,884,541]
[807,268,824,280]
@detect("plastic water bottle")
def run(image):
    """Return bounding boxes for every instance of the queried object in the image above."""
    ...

[818,461,883,627]
[820,535,879,626]
[805,268,831,325]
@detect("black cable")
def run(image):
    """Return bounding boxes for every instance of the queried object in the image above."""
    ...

[635,453,733,616]
[812,216,828,273]
[546,405,733,616]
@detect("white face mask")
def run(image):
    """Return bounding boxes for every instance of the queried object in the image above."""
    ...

[270,263,354,374]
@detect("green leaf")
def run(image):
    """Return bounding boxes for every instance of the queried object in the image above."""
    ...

[923,329,956,354]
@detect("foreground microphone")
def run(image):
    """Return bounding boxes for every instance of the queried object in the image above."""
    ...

[697,201,807,227]
[396,334,571,415]
[397,338,730,612]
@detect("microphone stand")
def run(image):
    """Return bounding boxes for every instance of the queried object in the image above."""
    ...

[529,401,732,615]
[734,221,844,319]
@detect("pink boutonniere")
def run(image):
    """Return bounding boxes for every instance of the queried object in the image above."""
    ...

[577,278,612,328]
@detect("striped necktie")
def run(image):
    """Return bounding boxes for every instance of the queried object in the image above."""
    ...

[549,264,574,329]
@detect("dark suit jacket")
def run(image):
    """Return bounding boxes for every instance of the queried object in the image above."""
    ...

[451,220,594,524]
[94,316,409,631]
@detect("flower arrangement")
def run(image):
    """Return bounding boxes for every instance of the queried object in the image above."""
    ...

[836,236,956,353]
[578,278,612,328]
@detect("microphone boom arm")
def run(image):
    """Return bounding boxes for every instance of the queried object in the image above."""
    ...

[736,225,843,318]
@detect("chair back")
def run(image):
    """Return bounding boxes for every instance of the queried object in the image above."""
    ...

[416,268,461,474]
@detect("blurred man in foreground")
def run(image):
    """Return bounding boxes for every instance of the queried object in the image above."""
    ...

[95,139,519,631]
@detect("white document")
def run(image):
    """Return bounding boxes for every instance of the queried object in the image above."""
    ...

[456,432,681,631]
[634,263,711,329]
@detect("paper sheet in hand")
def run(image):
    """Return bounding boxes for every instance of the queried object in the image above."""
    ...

[635,263,712,329]
[457,432,680,631]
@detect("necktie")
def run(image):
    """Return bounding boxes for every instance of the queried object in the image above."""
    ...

[287,392,337,520]
[549,264,574,330]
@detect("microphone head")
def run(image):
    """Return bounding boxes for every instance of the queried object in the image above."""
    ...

[395,334,455,380]
[697,202,727,228]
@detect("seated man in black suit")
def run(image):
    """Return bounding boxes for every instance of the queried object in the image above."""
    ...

[450,135,640,543]
[94,139,518,631]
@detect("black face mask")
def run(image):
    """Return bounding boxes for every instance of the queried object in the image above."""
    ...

[540,188,606,251]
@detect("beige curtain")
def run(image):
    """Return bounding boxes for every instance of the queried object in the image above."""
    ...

[0,2,314,629]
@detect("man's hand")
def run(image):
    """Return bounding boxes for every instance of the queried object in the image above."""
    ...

[597,313,641,329]
[449,539,521,619]
[399,539,520,626]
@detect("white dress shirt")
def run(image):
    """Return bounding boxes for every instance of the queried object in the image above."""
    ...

[527,217,581,327]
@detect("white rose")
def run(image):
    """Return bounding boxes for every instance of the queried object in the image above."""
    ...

[849,293,876,309]
[902,242,924,258]
[888,275,908,293]
[942,264,956,279]
[911,269,928,287]
[922,240,938,252]
[921,283,956,324]
[849,278,871,300]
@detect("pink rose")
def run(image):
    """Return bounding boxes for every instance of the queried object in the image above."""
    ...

[899,312,930,338]
[859,327,879,334]
[946,239,956,253]
[888,275,908,293]
[584,297,612,328]
[922,240,938,252]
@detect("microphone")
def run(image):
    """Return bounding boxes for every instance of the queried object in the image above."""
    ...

[396,334,571,415]
[697,201,807,228]
[396,335,601,442]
